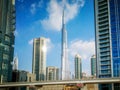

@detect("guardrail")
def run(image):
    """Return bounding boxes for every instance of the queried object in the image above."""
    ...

[0,77,120,87]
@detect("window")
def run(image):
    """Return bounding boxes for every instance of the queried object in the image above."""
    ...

[4,45,9,51]
[5,36,10,42]
[0,32,2,36]
[3,54,9,60]
[2,63,8,70]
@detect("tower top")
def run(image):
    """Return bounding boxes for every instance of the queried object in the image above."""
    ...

[62,9,65,25]
[75,54,81,59]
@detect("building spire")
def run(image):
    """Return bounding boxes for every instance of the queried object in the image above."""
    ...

[62,9,65,25]
[61,5,70,80]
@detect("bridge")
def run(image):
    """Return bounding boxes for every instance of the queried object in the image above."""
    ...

[0,77,120,87]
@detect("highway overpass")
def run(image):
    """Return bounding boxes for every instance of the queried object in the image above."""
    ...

[0,78,120,87]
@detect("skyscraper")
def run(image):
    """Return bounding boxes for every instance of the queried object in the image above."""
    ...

[46,66,59,81]
[0,0,16,82]
[61,10,69,80]
[91,55,96,76]
[13,55,18,70]
[32,37,47,81]
[74,54,82,79]
[94,0,120,89]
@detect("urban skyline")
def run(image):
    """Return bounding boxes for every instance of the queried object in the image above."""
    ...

[1,0,120,90]
[15,0,95,75]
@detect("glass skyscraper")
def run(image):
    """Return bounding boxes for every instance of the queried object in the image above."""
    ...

[74,54,82,79]
[32,37,46,81]
[94,0,120,90]
[0,0,16,82]
[91,55,96,76]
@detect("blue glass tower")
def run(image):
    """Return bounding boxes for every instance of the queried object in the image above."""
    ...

[94,0,120,90]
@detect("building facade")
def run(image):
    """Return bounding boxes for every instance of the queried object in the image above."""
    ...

[46,66,59,81]
[74,54,82,79]
[12,70,36,82]
[0,0,16,82]
[94,0,120,90]
[12,70,36,90]
[91,55,96,76]
[32,37,47,81]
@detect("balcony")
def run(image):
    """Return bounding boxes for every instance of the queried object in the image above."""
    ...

[100,58,111,61]
[100,53,110,57]
[100,61,111,65]
[11,19,16,25]
[99,30,109,34]
[101,68,111,71]
[100,68,111,75]
[98,10,108,15]
[98,5,107,11]
[98,18,108,24]
[99,39,109,44]
[98,0,106,4]
[99,35,109,40]
[99,41,109,45]
[98,22,109,27]
[99,26,109,32]
[100,48,110,53]
[98,10,108,16]
[100,72,111,75]
[98,13,108,20]
[98,2,107,8]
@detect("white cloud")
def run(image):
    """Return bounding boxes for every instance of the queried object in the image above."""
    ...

[38,0,43,8]
[77,0,85,7]
[41,0,62,31]
[69,39,95,60]
[41,0,85,31]
[30,3,36,14]
[30,0,43,14]
[28,39,33,45]
[46,38,54,52]
[69,39,95,75]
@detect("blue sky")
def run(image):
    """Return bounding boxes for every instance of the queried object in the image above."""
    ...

[15,0,95,75]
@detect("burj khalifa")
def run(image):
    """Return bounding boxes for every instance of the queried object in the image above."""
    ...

[61,10,70,80]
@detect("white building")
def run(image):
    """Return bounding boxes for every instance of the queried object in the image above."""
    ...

[32,37,47,81]
[46,66,59,81]
[61,10,70,80]
[13,55,18,70]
